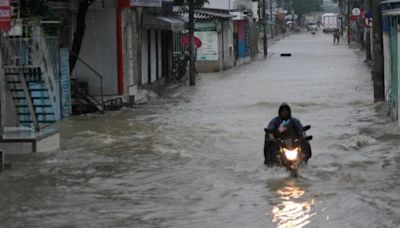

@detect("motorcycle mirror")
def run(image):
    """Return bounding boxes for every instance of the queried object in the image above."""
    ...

[304,135,313,141]
[303,125,311,131]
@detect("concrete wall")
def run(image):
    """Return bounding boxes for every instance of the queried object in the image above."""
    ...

[196,61,220,72]
[73,1,118,96]
[204,0,233,10]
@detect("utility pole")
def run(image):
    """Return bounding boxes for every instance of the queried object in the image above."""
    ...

[347,0,351,44]
[0,53,6,139]
[365,0,372,62]
[135,8,143,87]
[189,0,196,86]
[0,52,4,138]
[270,0,274,39]
[372,0,385,101]
[263,0,268,58]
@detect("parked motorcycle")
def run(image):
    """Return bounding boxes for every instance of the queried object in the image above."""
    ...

[172,52,189,82]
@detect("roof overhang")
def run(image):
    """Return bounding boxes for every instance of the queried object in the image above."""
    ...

[143,14,188,32]
[381,0,400,4]
[196,10,234,19]
[382,8,400,16]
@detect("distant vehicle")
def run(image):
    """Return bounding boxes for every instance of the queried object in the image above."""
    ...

[307,22,318,31]
[321,13,338,33]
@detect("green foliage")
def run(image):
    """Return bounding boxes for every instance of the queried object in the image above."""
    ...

[174,0,208,8]
[20,0,62,35]
[20,0,56,20]
[292,0,322,17]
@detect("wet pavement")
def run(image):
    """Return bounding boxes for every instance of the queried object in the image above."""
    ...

[1,31,400,228]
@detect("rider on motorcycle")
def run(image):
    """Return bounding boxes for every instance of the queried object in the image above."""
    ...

[264,103,312,166]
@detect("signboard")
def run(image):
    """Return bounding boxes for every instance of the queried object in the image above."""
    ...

[130,0,162,7]
[0,0,11,31]
[195,31,219,61]
[195,21,217,31]
[60,48,72,118]
[0,0,10,7]
[352,8,361,16]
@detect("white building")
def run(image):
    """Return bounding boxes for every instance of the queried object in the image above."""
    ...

[204,0,255,65]
[204,0,253,11]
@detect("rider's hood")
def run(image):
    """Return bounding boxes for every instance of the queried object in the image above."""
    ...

[278,103,291,119]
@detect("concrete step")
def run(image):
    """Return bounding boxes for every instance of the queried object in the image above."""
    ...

[0,126,60,154]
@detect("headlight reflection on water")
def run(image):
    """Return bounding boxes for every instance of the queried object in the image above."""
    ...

[270,183,317,228]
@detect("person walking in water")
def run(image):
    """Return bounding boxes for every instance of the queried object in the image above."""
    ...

[333,28,340,44]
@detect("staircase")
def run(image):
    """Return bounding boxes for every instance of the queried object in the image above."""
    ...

[1,22,60,131]
[4,66,56,130]
[71,79,104,114]
[0,8,61,153]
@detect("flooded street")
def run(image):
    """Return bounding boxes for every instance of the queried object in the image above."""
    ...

[1,32,400,227]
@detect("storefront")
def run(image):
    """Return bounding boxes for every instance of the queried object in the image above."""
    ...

[231,11,251,65]
[381,0,400,123]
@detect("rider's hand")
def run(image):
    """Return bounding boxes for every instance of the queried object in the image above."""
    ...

[267,133,275,139]
[279,125,287,133]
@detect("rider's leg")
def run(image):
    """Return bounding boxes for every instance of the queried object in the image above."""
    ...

[264,139,280,165]
[300,141,312,162]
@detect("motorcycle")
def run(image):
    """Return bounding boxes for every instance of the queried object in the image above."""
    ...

[172,52,189,82]
[265,125,312,178]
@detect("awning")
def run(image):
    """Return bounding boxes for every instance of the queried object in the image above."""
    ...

[382,9,400,16]
[196,10,234,19]
[381,0,400,4]
[143,14,188,32]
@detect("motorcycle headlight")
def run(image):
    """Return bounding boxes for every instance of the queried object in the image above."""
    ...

[283,148,299,161]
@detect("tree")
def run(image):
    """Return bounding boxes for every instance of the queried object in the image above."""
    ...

[20,0,54,19]
[174,0,208,86]
[292,0,323,18]
[19,0,60,35]
[276,0,290,9]
[69,0,96,74]
[18,0,93,73]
